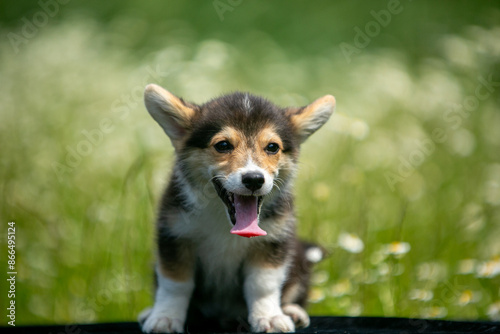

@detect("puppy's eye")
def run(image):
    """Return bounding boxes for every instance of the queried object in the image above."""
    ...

[214,140,233,153]
[265,143,280,154]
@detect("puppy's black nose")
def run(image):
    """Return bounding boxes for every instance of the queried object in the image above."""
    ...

[242,172,265,192]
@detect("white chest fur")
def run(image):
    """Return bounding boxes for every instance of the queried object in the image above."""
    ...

[172,196,254,286]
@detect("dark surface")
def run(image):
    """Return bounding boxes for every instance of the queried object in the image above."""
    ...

[2,317,499,334]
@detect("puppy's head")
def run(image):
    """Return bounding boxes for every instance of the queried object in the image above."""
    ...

[144,84,335,237]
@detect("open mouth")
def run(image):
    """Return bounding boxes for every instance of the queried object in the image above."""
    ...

[212,178,267,238]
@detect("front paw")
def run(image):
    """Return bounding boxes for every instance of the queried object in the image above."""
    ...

[282,304,310,328]
[250,314,295,333]
[141,309,185,333]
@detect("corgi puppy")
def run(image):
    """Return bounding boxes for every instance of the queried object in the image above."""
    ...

[139,84,336,333]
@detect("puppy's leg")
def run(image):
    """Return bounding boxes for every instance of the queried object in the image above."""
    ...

[280,240,318,328]
[141,270,193,333]
[244,241,295,333]
[244,264,295,333]
[141,235,194,333]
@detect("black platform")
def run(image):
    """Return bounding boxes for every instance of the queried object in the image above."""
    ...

[2,317,499,334]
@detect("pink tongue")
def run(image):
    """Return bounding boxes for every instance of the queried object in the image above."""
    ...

[230,195,267,238]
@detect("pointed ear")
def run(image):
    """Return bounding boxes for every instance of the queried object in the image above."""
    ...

[288,95,336,143]
[144,84,197,149]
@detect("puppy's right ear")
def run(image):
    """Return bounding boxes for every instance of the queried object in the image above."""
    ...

[144,84,197,150]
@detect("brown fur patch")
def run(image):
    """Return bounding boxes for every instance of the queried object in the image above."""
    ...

[157,233,195,282]
[253,127,283,176]
[209,126,247,176]
[248,236,294,268]
[281,282,303,305]
[207,126,284,178]
[281,240,316,307]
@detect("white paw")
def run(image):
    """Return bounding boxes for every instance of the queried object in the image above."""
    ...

[282,304,310,328]
[138,307,153,325]
[250,314,295,333]
[141,309,185,333]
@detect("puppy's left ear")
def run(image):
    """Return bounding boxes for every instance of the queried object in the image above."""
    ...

[144,84,197,150]
[288,95,336,143]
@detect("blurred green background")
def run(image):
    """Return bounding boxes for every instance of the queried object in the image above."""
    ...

[1,0,500,326]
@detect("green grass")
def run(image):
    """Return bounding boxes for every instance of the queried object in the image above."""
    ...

[1,2,500,325]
